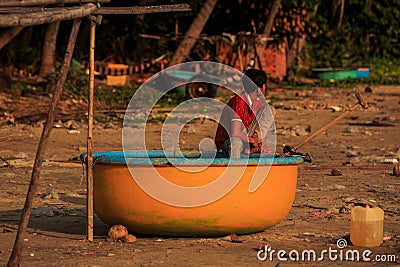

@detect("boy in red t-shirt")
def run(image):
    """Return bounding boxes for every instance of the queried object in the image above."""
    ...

[215,69,274,158]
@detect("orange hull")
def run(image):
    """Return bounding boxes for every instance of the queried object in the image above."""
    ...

[91,152,302,236]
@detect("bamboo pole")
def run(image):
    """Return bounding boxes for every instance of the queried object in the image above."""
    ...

[94,4,191,14]
[0,0,110,7]
[0,3,97,27]
[86,15,100,242]
[7,18,82,267]
[0,4,191,15]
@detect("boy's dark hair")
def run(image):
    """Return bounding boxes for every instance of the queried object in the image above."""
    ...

[242,69,268,93]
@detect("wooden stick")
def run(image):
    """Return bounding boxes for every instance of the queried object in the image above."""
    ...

[0,3,97,27]
[292,102,361,151]
[0,0,110,7]
[86,15,98,242]
[0,156,18,173]
[7,18,82,267]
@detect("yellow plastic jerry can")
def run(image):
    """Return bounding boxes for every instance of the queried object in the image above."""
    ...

[350,205,384,247]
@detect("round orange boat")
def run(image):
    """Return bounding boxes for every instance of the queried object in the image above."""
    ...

[86,151,303,237]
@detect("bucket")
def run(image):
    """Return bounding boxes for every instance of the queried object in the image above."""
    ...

[350,205,384,247]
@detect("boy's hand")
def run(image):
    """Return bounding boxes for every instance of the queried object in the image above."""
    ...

[259,142,272,154]
[248,136,259,145]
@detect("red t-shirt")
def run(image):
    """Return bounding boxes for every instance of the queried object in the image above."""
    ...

[214,92,264,150]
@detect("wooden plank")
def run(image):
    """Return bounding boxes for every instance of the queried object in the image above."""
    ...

[0,3,97,27]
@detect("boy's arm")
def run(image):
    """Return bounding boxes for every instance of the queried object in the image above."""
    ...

[231,120,258,145]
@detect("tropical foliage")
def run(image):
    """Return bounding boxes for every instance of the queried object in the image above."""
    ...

[0,0,399,79]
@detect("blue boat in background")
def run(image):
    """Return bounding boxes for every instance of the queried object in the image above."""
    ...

[312,67,370,81]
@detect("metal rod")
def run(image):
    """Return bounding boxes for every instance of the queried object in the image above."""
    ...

[7,18,82,267]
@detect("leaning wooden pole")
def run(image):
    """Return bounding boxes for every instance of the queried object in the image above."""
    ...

[7,18,82,267]
[0,26,24,50]
[86,15,99,242]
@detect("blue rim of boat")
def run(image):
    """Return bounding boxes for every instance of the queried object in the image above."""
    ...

[80,151,304,166]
